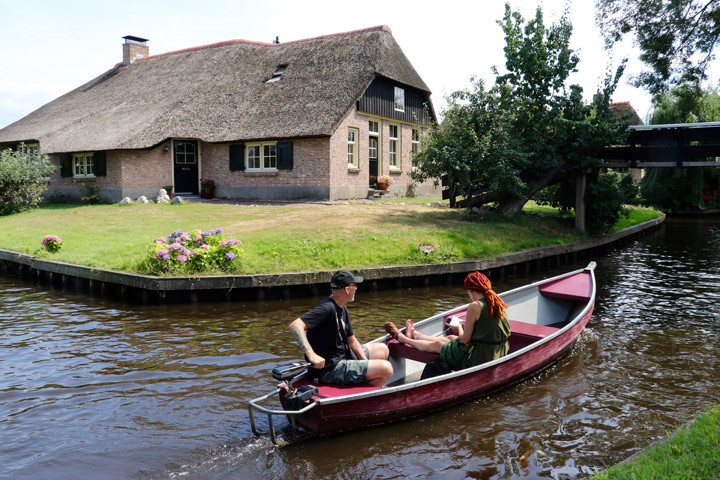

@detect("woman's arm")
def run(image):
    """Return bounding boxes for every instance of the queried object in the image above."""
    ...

[459,301,481,344]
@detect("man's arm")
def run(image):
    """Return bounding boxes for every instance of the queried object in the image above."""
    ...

[289,318,325,368]
[346,335,367,360]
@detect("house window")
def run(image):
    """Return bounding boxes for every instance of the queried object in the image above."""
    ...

[369,120,379,135]
[394,87,405,112]
[411,129,420,168]
[389,124,400,168]
[73,152,95,177]
[246,142,277,171]
[348,128,358,168]
[19,143,39,156]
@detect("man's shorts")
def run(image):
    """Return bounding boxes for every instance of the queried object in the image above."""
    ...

[318,345,370,385]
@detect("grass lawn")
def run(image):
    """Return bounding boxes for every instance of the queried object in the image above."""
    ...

[0,200,661,275]
[593,405,720,479]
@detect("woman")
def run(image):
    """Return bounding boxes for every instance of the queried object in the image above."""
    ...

[384,271,511,376]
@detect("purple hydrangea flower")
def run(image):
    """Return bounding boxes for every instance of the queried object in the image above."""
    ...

[176,254,188,262]
[153,237,166,244]
[225,252,236,260]
[199,245,210,250]
[156,249,170,259]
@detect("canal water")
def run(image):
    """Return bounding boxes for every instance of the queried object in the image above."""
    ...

[1,218,718,479]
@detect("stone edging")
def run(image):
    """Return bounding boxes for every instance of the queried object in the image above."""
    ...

[0,215,665,303]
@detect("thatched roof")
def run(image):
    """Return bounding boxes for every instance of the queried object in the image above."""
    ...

[0,26,432,154]
[609,101,643,125]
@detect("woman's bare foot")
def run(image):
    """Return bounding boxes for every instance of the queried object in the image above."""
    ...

[405,319,416,339]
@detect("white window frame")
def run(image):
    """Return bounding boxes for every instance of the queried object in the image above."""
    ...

[347,127,359,169]
[73,152,95,178]
[246,142,277,171]
[389,124,400,169]
[411,128,420,168]
[394,87,405,112]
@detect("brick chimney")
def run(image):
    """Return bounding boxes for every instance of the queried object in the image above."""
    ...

[122,35,149,65]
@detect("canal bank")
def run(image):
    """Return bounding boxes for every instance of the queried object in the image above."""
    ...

[0,215,664,303]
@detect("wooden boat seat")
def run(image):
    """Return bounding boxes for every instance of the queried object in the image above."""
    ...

[538,271,592,302]
[507,320,558,338]
[444,312,558,339]
[387,339,439,363]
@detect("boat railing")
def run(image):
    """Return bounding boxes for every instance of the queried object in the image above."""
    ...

[248,387,318,446]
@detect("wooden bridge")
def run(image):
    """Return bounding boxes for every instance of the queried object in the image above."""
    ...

[443,121,720,231]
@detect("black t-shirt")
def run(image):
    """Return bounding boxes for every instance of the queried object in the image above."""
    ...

[300,298,354,377]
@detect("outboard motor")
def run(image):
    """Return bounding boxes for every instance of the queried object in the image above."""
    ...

[284,384,318,411]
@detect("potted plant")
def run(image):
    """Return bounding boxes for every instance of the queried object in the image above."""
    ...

[162,185,173,198]
[200,179,215,199]
[376,175,394,190]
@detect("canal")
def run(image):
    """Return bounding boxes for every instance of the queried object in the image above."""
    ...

[1,217,718,479]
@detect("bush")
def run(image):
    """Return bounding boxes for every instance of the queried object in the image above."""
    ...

[0,146,55,216]
[139,228,243,275]
[41,235,63,253]
[585,172,631,234]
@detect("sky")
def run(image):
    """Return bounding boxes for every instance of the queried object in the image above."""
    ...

[1,0,717,129]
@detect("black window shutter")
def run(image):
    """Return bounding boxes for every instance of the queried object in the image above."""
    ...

[94,151,107,176]
[229,144,245,171]
[277,141,293,170]
[59,153,72,177]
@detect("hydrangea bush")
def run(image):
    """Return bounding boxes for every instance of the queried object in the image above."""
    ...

[143,228,242,275]
[41,235,63,253]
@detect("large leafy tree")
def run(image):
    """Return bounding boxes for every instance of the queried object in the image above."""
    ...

[413,3,627,216]
[596,0,720,97]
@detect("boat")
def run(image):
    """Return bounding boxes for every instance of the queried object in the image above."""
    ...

[249,262,596,444]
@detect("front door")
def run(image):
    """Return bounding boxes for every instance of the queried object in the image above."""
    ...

[368,136,379,186]
[173,140,199,195]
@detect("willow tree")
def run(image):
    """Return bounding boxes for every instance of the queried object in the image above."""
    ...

[413,3,627,216]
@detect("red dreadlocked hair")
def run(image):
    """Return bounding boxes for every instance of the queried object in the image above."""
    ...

[464,271,508,318]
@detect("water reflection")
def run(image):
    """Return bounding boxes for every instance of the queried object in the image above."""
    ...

[0,217,718,479]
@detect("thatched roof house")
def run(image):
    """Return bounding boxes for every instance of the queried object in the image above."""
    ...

[0,26,437,201]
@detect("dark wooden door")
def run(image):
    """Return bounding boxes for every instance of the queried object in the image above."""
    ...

[173,140,199,195]
[369,136,379,185]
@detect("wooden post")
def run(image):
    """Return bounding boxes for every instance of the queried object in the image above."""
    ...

[575,173,586,232]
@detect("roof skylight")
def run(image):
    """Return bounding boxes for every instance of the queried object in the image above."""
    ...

[266,64,287,83]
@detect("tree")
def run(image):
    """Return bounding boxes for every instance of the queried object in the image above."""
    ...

[596,0,720,97]
[0,146,55,216]
[413,3,628,217]
[640,83,720,210]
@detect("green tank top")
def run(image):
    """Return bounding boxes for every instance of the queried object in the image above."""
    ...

[468,298,511,366]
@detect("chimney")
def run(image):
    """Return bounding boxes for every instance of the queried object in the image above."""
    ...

[122,35,149,65]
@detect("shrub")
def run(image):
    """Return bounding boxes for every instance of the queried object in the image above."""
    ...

[585,172,631,234]
[41,235,63,253]
[140,228,243,275]
[0,146,55,216]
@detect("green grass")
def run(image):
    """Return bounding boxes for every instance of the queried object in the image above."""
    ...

[0,201,660,275]
[593,405,720,479]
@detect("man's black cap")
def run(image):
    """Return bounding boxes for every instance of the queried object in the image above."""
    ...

[330,269,363,289]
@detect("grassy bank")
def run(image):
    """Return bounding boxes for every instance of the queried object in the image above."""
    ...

[0,200,660,275]
[593,405,720,479]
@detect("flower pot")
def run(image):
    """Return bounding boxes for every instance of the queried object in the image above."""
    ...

[201,189,214,199]
[377,183,389,191]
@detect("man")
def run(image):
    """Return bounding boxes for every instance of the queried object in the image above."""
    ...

[289,269,393,387]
